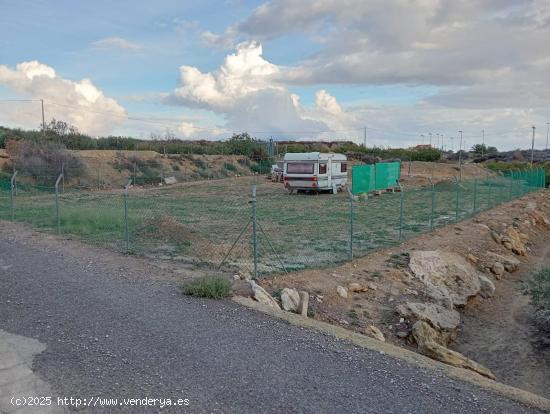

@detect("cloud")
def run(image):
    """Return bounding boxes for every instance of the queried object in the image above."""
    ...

[168,41,347,137]
[200,27,237,50]
[235,0,550,105]
[0,61,127,135]
[91,37,142,51]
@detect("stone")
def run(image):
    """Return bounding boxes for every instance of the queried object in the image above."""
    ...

[366,325,385,342]
[409,251,481,307]
[501,227,528,256]
[490,231,502,244]
[478,275,495,298]
[485,252,520,273]
[491,262,505,278]
[298,291,309,317]
[396,331,409,339]
[466,254,478,264]
[336,286,348,298]
[366,282,378,291]
[280,288,300,312]
[412,321,496,380]
[396,302,460,332]
[348,282,368,293]
[231,279,254,297]
[248,280,280,310]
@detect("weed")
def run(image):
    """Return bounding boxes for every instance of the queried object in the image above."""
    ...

[182,276,232,299]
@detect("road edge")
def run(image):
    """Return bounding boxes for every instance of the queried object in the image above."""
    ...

[233,296,550,413]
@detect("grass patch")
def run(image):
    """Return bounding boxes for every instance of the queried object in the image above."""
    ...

[182,276,232,299]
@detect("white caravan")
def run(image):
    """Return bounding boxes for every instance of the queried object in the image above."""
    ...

[283,152,348,194]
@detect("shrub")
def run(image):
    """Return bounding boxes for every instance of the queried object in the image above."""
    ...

[182,276,232,299]
[6,139,85,182]
[522,267,550,328]
[224,162,237,172]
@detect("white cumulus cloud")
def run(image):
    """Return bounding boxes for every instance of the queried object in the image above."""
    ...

[168,41,356,138]
[0,60,127,136]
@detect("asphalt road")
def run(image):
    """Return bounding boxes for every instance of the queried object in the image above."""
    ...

[0,225,545,413]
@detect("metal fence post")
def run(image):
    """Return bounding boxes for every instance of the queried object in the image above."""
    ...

[10,170,17,220]
[398,183,404,241]
[454,177,460,222]
[428,178,435,230]
[124,179,131,251]
[349,191,354,260]
[508,171,514,200]
[473,178,477,214]
[55,172,64,234]
[251,184,258,279]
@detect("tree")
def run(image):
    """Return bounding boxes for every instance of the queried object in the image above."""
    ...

[43,118,79,136]
[471,143,498,156]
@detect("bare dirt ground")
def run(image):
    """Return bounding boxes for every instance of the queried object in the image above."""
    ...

[454,241,550,398]
[260,189,550,398]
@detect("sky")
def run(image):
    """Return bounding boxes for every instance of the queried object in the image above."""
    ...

[1,0,550,150]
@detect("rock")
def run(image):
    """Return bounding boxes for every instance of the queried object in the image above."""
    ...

[412,321,496,380]
[248,280,280,310]
[501,227,528,256]
[348,282,368,293]
[491,262,505,278]
[366,325,385,342]
[396,302,460,332]
[232,274,240,280]
[231,279,254,297]
[409,251,481,307]
[466,254,478,264]
[485,252,520,273]
[478,275,496,298]
[526,210,550,228]
[490,231,502,244]
[425,284,454,309]
[336,286,348,298]
[298,291,309,317]
[280,288,300,312]
[366,282,378,291]
[396,331,409,339]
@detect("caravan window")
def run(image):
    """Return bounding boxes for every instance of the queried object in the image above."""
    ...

[341,163,348,173]
[319,163,327,174]
[287,163,314,174]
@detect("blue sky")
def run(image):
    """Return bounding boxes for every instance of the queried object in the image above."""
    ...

[1,0,549,149]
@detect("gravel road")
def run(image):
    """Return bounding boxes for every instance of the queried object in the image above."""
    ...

[0,224,545,413]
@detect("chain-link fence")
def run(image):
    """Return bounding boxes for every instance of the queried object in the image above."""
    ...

[0,168,546,277]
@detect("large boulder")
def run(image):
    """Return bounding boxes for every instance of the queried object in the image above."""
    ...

[409,251,481,307]
[249,280,280,310]
[280,288,300,312]
[412,321,496,380]
[396,302,460,332]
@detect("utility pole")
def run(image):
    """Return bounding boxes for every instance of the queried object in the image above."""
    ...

[458,130,463,181]
[364,127,367,148]
[546,122,549,151]
[421,134,425,144]
[450,136,454,152]
[531,126,536,166]
[429,132,432,147]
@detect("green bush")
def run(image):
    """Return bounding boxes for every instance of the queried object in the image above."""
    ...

[224,162,237,172]
[522,267,550,326]
[182,276,232,299]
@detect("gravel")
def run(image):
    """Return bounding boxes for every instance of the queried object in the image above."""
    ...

[0,225,545,413]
